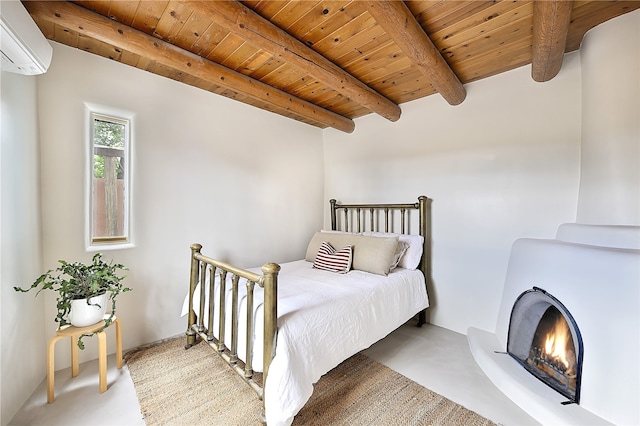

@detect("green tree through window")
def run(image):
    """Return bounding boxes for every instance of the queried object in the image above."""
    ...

[93,119,124,179]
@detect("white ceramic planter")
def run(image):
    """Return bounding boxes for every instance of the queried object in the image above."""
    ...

[68,293,108,327]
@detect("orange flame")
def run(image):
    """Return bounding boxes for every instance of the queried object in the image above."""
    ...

[544,317,571,369]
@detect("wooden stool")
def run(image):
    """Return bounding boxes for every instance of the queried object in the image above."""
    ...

[47,315,122,403]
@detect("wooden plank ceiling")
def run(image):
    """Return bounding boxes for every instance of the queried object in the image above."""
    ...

[24,1,639,133]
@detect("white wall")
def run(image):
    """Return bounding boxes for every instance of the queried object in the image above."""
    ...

[5,9,638,422]
[35,42,324,369]
[578,10,640,225]
[1,71,45,426]
[323,53,583,334]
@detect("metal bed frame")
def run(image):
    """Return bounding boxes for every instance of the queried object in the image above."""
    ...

[185,196,430,418]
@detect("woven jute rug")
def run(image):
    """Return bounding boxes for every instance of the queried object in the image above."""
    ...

[125,337,496,426]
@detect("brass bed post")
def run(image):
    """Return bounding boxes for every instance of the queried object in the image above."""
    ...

[261,262,280,396]
[343,208,348,232]
[330,199,337,230]
[384,207,389,232]
[401,208,406,233]
[198,262,207,332]
[207,267,216,341]
[230,275,240,365]
[186,243,202,348]
[218,271,227,353]
[418,195,429,327]
[369,208,374,231]
[245,280,255,379]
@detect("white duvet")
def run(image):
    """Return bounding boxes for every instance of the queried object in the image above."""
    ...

[181,259,429,426]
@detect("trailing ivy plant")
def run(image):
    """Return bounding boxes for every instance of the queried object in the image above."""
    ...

[14,253,131,349]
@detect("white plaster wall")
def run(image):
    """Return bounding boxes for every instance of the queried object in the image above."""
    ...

[323,54,582,334]
[0,71,45,426]
[36,43,324,369]
[578,10,640,225]
[7,9,637,420]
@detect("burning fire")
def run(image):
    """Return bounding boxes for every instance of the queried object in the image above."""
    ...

[543,316,572,371]
[523,305,579,395]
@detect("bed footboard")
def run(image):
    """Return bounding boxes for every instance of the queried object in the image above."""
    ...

[185,243,279,403]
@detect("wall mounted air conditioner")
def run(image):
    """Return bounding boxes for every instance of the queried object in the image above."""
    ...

[1,0,52,75]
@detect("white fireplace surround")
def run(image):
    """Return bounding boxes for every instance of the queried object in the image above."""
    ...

[468,223,640,425]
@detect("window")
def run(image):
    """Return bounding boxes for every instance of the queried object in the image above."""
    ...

[86,106,132,249]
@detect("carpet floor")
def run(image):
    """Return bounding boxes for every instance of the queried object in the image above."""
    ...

[125,337,496,425]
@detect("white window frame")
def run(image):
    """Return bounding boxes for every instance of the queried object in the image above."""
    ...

[85,103,134,251]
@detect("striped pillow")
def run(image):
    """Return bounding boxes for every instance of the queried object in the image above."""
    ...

[313,241,352,273]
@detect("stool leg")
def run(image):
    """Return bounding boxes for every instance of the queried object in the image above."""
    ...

[47,335,65,403]
[97,331,107,393]
[115,318,123,369]
[70,335,80,378]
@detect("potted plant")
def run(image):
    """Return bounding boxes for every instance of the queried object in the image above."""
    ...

[14,253,131,349]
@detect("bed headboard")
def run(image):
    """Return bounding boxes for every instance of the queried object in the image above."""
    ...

[329,196,431,324]
[330,196,429,234]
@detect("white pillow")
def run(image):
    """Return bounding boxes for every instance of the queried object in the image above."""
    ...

[389,241,410,271]
[362,232,423,270]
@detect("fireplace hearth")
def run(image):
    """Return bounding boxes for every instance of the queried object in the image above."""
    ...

[507,287,583,404]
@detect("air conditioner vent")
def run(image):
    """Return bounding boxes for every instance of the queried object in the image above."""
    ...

[0,1,52,75]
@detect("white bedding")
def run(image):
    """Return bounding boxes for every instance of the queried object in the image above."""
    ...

[181,259,428,426]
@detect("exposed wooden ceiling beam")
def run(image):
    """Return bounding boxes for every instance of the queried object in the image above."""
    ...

[365,1,466,106]
[531,0,574,82]
[24,1,355,133]
[184,0,401,122]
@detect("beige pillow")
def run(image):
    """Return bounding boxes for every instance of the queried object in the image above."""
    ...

[305,231,399,275]
[362,231,424,270]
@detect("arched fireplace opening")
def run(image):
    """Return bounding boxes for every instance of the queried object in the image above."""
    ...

[507,287,583,404]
